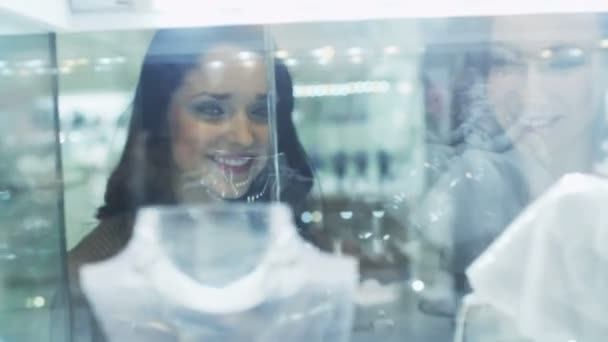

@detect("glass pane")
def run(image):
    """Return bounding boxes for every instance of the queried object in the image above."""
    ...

[9,10,605,342]
[421,13,608,341]
[58,26,296,341]
[0,34,69,341]
[272,12,608,341]
[271,20,449,341]
[57,30,150,250]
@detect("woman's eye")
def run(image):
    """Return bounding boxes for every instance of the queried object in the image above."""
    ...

[249,103,270,122]
[190,102,226,120]
[544,47,587,70]
[489,52,525,70]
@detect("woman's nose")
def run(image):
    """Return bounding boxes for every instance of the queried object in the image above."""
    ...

[523,66,550,108]
[524,64,542,87]
[227,110,255,146]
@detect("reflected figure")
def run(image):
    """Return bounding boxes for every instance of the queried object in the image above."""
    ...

[63,26,318,341]
[456,19,607,338]
[456,13,606,276]
[486,14,605,195]
[414,13,607,299]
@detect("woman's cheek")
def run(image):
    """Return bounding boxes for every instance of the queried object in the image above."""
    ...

[172,138,199,172]
[172,124,209,172]
[253,126,271,151]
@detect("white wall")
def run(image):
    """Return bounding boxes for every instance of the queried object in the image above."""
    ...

[0,0,69,33]
[70,0,608,32]
[6,0,608,34]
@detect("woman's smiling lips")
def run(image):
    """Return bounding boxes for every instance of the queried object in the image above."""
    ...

[209,154,256,174]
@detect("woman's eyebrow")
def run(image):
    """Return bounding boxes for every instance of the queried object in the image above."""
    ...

[192,92,231,100]
[491,42,522,56]
[546,43,583,51]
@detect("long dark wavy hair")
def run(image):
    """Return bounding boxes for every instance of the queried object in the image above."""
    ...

[97,26,314,224]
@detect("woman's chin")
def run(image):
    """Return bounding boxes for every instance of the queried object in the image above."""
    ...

[208,183,251,200]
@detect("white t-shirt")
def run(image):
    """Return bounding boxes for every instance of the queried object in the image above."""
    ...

[80,205,358,342]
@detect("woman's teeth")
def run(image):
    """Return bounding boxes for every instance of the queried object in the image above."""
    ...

[213,156,251,167]
[519,114,563,129]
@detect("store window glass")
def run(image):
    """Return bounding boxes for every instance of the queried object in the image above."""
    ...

[422,14,608,341]
[0,34,70,341]
[269,20,437,340]
[57,30,150,250]
[3,10,608,342]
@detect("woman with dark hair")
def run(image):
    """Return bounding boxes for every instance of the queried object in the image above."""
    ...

[61,25,320,340]
[70,25,316,265]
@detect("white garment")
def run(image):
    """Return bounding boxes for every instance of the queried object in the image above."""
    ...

[80,204,358,342]
[467,174,608,342]
[454,294,531,342]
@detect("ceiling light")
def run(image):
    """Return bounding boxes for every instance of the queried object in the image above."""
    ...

[317,58,331,65]
[97,57,113,65]
[384,45,400,55]
[275,50,289,59]
[23,59,44,68]
[312,46,335,60]
[93,65,111,72]
[285,58,297,67]
[311,211,322,223]
[63,59,77,67]
[301,212,313,224]
[540,49,553,59]
[208,60,224,68]
[238,51,254,60]
[568,48,583,57]
[411,280,425,292]
[340,211,353,220]
[294,81,390,98]
[398,81,413,94]
[347,47,363,56]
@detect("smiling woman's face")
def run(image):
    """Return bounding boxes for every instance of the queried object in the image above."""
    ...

[170,44,272,200]
[487,14,602,155]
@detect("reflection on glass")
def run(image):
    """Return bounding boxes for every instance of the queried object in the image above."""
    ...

[1,10,606,342]
[272,20,439,340]
[64,26,323,340]
[0,33,68,341]
[419,12,608,342]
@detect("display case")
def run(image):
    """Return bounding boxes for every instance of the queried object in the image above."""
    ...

[0,21,70,342]
[3,1,608,342]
